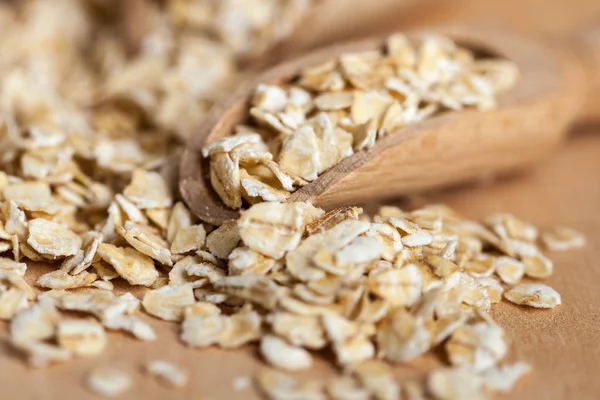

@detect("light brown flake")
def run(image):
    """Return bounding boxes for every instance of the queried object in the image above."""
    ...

[494,256,525,284]
[210,152,242,209]
[240,172,290,203]
[326,376,370,400]
[350,360,400,400]
[57,319,106,357]
[541,226,585,251]
[184,301,221,318]
[142,285,195,321]
[213,275,285,310]
[504,283,561,308]
[36,270,98,290]
[0,288,29,320]
[446,321,507,372]
[170,224,206,254]
[427,368,485,400]
[376,308,432,362]
[27,218,82,258]
[268,312,327,350]
[260,334,313,371]
[238,202,323,259]
[278,126,321,181]
[482,362,532,392]
[87,367,132,397]
[256,368,326,400]
[123,169,172,209]
[366,223,403,261]
[116,221,173,267]
[206,220,240,259]
[97,243,158,286]
[3,182,59,214]
[203,133,265,157]
[0,257,27,276]
[367,264,422,306]
[286,219,370,281]
[305,206,362,236]
[229,246,278,276]
[522,252,553,278]
[145,360,188,388]
[181,313,231,347]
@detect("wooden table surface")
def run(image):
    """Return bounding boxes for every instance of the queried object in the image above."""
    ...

[2,1,600,399]
[1,129,598,400]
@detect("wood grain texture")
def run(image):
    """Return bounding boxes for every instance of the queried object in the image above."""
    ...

[180,24,588,225]
[3,129,600,400]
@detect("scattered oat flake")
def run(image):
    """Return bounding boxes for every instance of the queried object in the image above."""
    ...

[233,375,252,391]
[145,360,188,388]
[541,226,585,251]
[87,367,132,398]
[27,218,82,258]
[446,321,507,372]
[504,283,562,308]
[482,362,532,392]
[57,319,106,357]
[97,243,158,286]
[256,369,326,400]
[428,368,486,400]
[142,285,195,321]
[260,334,313,371]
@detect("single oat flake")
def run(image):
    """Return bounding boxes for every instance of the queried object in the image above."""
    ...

[145,360,189,388]
[504,283,562,308]
[86,367,132,398]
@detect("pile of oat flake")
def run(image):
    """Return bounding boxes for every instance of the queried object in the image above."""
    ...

[0,1,586,399]
[203,34,518,208]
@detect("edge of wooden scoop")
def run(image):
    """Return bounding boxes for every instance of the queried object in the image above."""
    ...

[181,25,577,225]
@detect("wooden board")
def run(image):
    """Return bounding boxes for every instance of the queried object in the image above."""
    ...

[1,130,599,400]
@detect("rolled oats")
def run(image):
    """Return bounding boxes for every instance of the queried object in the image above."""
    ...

[494,256,525,285]
[124,169,172,209]
[257,368,326,400]
[504,283,562,308]
[142,285,195,321]
[427,368,486,400]
[87,367,132,398]
[205,34,517,209]
[522,252,553,278]
[376,307,432,363]
[326,376,370,400]
[206,220,241,259]
[350,360,400,400]
[0,9,580,389]
[541,226,585,251]
[145,360,188,388]
[482,362,531,392]
[27,219,82,258]
[260,334,313,371]
[36,270,98,290]
[56,319,106,357]
[97,243,159,286]
[170,225,206,254]
[446,321,507,372]
[268,312,327,349]
[0,287,29,320]
[238,201,323,259]
[181,313,232,347]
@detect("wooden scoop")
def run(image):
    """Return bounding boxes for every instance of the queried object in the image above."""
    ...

[180,24,600,225]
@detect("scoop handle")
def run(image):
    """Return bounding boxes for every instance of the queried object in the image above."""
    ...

[566,23,600,121]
